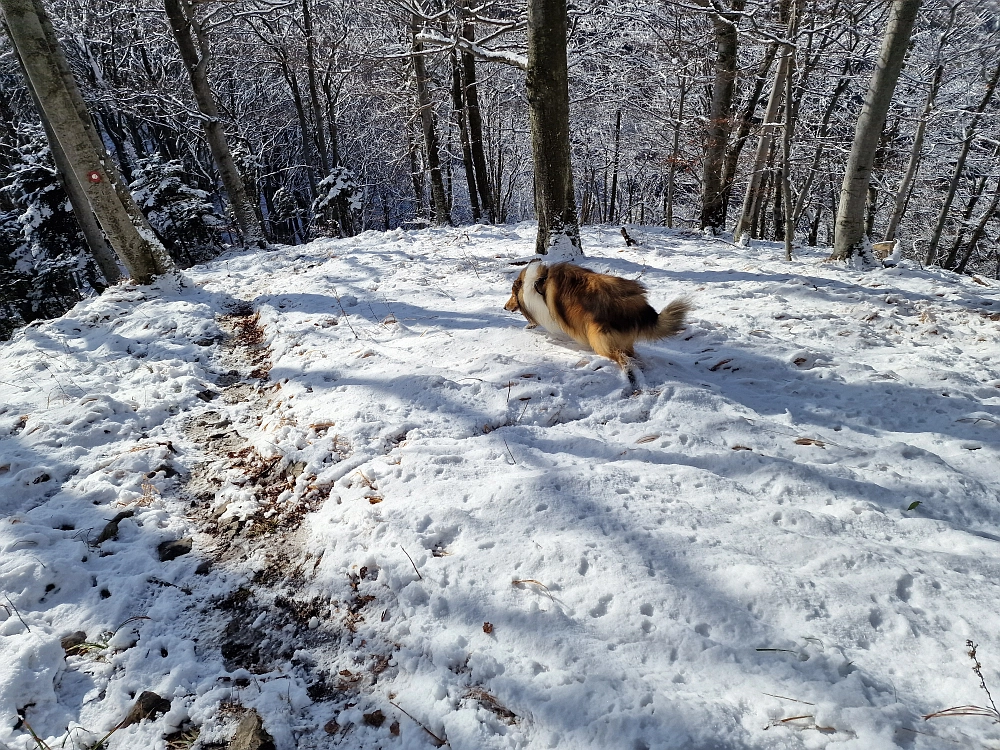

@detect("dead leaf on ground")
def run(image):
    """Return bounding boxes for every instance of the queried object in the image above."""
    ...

[794,438,825,448]
[709,358,733,371]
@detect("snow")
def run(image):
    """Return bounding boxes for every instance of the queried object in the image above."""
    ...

[2,224,1000,750]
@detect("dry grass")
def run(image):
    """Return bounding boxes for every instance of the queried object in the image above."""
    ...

[924,641,1000,723]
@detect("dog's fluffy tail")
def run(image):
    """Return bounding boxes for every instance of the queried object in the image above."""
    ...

[643,298,691,340]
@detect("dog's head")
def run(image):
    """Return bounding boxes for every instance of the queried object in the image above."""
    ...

[504,267,528,313]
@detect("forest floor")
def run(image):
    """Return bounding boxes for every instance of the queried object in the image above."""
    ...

[2,225,1000,750]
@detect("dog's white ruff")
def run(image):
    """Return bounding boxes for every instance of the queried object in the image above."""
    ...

[520,262,564,336]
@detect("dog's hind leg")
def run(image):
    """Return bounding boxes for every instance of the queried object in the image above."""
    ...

[623,357,647,396]
[596,342,643,395]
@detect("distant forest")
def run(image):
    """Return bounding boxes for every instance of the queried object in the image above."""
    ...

[2,0,999,337]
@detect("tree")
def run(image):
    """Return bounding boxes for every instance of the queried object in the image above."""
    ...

[130,156,225,267]
[526,0,581,256]
[927,62,1000,268]
[831,0,922,265]
[1,0,172,283]
[699,0,745,232]
[163,0,267,247]
[410,13,451,226]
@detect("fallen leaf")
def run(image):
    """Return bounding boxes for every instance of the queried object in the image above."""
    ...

[794,438,825,448]
[709,358,733,371]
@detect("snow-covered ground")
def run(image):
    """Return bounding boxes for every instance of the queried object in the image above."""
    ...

[2,224,1000,750]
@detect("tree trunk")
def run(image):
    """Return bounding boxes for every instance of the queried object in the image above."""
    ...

[955,174,1000,274]
[407,125,426,221]
[301,0,329,176]
[699,2,744,232]
[2,0,171,283]
[526,0,582,256]
[781,40,795,261]
[608,109,622,224]
[924,62,1000,266]
[884,64,941,242]
[461,4,494,222]
[943,146,998,269]
[451,50,480,222]
[732,47,792,241]
[832,0,922,264]
[722,42,778,218]
[9,30,120,285]
[163,0,266,247]
[792,66,851,226]
[411,15,451,226]
[666,75,686,228]
[280,60,318,197]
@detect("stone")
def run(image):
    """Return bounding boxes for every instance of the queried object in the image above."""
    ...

[96,510,135,544]
[228,711,275,750]
[60,631,88,654]
[158,537,193,561]
[120,691,171,728]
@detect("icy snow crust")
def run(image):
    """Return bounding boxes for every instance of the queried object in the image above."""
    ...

[1,224,999,749]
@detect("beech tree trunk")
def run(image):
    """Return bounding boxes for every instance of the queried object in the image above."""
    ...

[526,0,582,256]
[2,0,171,283]
[832,0,922,264]
[164,0,266,247]
[9,31,120,285]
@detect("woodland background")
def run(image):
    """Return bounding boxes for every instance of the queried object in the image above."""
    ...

[2,0,999,338]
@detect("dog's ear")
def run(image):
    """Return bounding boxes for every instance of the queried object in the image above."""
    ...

[533,266,548,296]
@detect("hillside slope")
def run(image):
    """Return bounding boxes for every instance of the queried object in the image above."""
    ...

[1,225,999,750]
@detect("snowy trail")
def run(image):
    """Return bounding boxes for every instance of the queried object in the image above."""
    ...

[1,225,1000,750]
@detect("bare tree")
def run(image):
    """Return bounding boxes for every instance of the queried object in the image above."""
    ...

[411,13,451,226]
[164,0,267,247]
[925,62,1000,267]
[831,0,922,265]
[526,0,581,255]
[699,0,745,232]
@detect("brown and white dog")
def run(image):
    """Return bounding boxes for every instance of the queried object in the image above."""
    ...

[504,261,690,382]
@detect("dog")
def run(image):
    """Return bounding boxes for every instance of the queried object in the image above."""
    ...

[504,261,690,385]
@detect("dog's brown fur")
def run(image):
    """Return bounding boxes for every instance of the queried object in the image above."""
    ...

[504,261,690,371]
